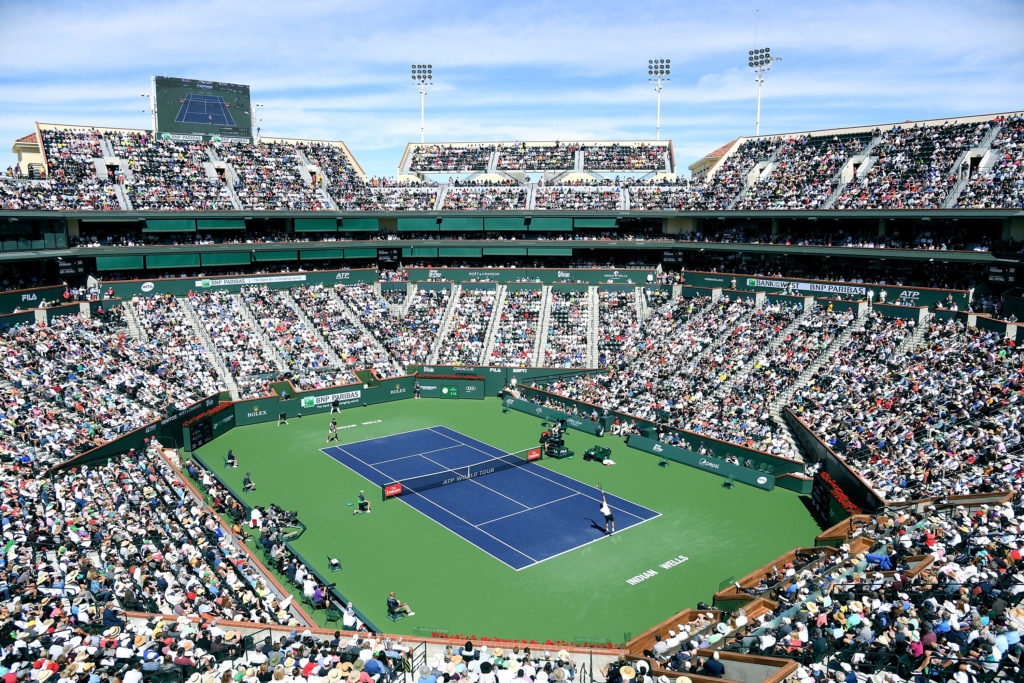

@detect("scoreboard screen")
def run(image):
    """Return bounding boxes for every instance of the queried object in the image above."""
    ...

[153,76,253,141]
[188,417,214,451]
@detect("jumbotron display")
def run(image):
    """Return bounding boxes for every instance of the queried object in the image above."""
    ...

[152,75,253,140]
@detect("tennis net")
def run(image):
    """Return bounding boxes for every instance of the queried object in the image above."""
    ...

[382,447,542,499]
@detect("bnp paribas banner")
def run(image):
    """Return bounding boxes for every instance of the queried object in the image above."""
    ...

[680,271,967,309]
[102,269,376,298]
[406,268,654,285]
[300,388,363,410]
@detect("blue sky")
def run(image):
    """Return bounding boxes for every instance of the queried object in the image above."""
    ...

[1,0,1022,178]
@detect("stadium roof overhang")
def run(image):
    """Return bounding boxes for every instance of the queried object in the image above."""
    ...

[1,208,1022,221]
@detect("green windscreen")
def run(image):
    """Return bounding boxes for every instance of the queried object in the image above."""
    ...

[439,248,482,257]
[341,218,379,232]
[96,256,144,271]
[144,219,196,233]
[529,217,572,231]
[485,217,527,231]
[197,219,246,230]
[146,253,200,268]
[200,252,250,266]
[253,250,298,262]
[574,217,618,228]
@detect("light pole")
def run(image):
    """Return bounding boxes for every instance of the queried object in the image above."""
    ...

[140,93,156,133]
[748,47,780,136]
[648,59,670,141]
[254,103,264,141]
[411,64,433,143]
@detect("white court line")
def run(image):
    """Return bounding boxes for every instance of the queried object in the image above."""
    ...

[333,424,450,454]
[477,493,580,526]
[370,443,466,467]
[317,444,537,570]
[513,511,663,571]
[427,427,657,521]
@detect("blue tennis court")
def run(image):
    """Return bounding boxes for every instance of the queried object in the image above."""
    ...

[322,426,659,570]
[174,93,237,126]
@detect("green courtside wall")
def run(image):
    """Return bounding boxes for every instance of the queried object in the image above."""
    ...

[0,311,38,328]
[502,397,606,436]
[100,269,377,298]
[412,365,603,397]
[49,395,221,474]
[232,376,417,426]
[0,285,67,314]
[405,267,655,284]
[518,385,802,475]
[681,270,968,309]
[627,435,776,491]
[415,377,485,400]
[183,406,237,452]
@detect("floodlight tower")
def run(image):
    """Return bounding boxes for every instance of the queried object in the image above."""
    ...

[648,59,670,141]
[254,103,264,142]
[748,47,780,136]
[411,64,433,143]
[140,93,156,133]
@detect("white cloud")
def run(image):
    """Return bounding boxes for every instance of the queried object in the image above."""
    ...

[1,0,1022,177]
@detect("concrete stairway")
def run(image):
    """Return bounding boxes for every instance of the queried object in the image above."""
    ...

[763,312,867,462]
[895,312,932,356]
[427,284,462,364]
[587,286,600,367]
[280,290,344,367]
[822,135,883,209]
[433,183,449,211]
[480,285,508,364]
[532,285,553,366]
[397,284,417,318]
[329,287,396,369]
[231,292,287,373]
[177,296,240,400]
[637,286,651,320]
[120,302,147,342]
[712,307,811,399]
[769,308,869,416]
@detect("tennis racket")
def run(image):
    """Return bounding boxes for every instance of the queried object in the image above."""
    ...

[598,482,603,491]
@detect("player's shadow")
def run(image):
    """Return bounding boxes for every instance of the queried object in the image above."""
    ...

[585,517,609,534]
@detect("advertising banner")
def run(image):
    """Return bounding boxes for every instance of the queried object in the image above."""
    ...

[626,435,775,491]
[101,268,376,298]
[406,268,654,285]
[502,397,606,436]
[680,271,967,309]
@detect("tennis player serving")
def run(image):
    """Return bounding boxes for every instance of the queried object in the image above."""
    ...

[600,493,615,535]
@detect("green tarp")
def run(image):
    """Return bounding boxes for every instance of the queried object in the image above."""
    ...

[147,253,200,268]
[197,219,246,230]
[200,252,250,266]
[340,218,379,232]
[96,256,145,271]
[144,219,196,233]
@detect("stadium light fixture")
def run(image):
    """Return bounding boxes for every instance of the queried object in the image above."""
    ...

[748,46,781,136]
[140,93,157,132]
[411,64,434,143]
[648,58,670,141]
[254,103,264,141]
